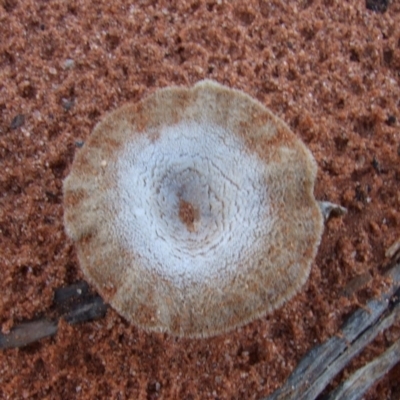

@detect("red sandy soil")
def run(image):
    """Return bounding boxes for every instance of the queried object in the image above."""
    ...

[1,0,400,399]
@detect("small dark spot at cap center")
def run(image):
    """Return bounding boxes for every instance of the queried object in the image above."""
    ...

[178,199,198,232]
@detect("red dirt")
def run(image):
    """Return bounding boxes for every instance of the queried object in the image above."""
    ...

[1,1,399,399]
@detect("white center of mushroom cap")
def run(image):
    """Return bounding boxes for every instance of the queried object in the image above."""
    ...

[114,121,273,286]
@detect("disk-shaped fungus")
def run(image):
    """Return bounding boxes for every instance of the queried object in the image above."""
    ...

[63,80,323,338]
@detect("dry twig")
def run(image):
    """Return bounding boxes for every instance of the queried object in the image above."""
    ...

[0,281,107,350]
[264,261,400,400]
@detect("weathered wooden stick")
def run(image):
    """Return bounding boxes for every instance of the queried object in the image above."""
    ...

[0,281,108,350]
[264,261,400,400]
[326,337,400,400]
[0,320,58,350]
[304,301,400,399]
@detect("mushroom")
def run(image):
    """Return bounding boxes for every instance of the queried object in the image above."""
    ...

[63,80,323,338]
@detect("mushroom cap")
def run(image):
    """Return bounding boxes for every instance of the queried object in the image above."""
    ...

[63,80,323,338]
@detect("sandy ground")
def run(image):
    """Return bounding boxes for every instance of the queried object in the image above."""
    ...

[1,0,400,399]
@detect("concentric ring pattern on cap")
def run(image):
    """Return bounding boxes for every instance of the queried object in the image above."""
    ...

[63,80,323,338]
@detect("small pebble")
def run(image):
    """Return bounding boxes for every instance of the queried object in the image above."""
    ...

[62,98,74,111]
[10,114,25,129]
[64,59,75,70]
[385,115,396,126]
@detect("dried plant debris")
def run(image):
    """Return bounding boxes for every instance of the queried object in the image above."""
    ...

[0,320,58,350]
[326,338,400,400]
[366,0,390,13]
[340,271,373,298]
[264,261,400,400]
[319,201,347,222]
[386,238,400,260]
[0,281,107,350]
[9,114,25,130]
[63,80,324,338]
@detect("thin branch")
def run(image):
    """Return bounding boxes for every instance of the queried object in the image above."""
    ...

[326,338,400,400]
[263,261,400,400]
[0,281,108,350]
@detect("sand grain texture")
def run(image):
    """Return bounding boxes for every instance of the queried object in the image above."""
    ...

[1,0,400,399]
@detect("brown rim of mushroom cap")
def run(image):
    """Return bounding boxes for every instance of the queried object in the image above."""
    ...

[63,80,323,338]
